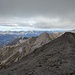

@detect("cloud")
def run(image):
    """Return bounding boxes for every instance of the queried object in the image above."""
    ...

[0,16,75,31]
[32,17,75,29]
[0,0,75,18]
[20,16,75,30]
[0,0,75,31]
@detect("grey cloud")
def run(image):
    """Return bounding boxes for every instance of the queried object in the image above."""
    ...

[0,24,16,27]
[0,0,75,18]
[34,23,53,29]
[0,16,75,30]
[0,0,75,30]
[0,23,33,28]
[32,18,75,29]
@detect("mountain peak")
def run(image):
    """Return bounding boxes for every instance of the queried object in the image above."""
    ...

[39,32,49,37]
[63,32,74,35]
[34,32,50,43]
[62,32,75,39]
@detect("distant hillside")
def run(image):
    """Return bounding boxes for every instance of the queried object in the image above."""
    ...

[6,37,28,46]
[0,34,22,47]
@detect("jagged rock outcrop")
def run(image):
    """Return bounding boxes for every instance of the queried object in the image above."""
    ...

[6,37,28,46]
[30,32,51,53]
[49,32,63,40]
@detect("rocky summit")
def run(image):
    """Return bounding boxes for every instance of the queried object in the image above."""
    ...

[0,32,74,75]
[0,32,62,69]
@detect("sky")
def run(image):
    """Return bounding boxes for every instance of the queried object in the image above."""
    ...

[0,0,75,31]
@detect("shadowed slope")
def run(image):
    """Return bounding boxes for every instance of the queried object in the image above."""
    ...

[0,32,75,75]
[0,32,62,67]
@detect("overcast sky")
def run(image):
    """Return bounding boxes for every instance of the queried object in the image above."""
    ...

[0,0,75,31]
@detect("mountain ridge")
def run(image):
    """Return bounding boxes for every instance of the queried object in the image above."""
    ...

[0,32,63,68]
[0,32,74,75]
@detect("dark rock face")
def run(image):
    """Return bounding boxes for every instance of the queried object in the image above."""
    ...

[0,32,75,75]
[6,37,28,46]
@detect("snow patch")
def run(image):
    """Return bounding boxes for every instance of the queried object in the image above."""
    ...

[14,58,18,62]
[18,47,23,53]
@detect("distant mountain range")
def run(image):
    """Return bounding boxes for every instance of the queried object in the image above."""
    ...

[0,30,65,35]
[0,30,64,47]
[0,34,22,47]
